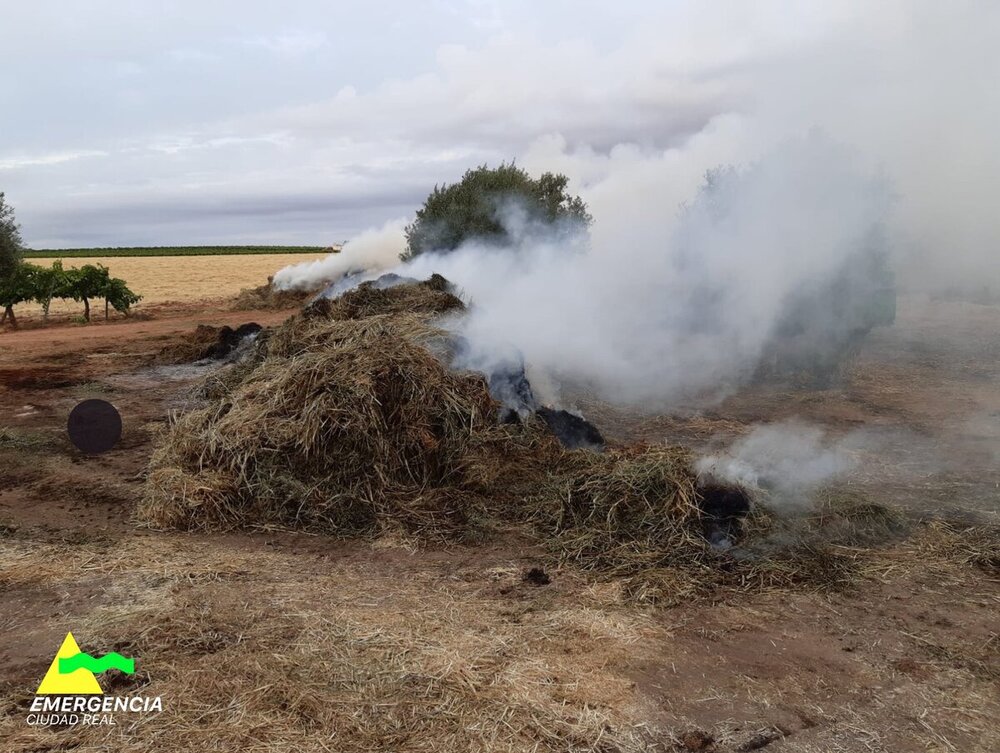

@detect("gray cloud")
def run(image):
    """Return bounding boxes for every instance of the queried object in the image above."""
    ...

[0,2,754,245]
[1,0,997,287]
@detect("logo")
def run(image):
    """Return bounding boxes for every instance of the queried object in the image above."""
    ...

[36,631,134,695]
[26,632,162,727]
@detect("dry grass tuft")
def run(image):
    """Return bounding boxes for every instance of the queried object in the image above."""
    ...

[0,427,56,451]
[543,445,701,573]
[905,519,1000,575]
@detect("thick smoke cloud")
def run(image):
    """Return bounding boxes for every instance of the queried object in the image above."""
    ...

[460,141,876,404]
[294,135,887,408]
[269,1,997,410]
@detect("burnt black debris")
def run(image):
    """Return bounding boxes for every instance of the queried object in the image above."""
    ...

[487,360,538,423]
[476,352,605,450]
[201,323,263,360]
[453,334,605,450]
[450,336,538,422]
[697,482,753,549]
[522,567,551,586]
[536,407,606,451]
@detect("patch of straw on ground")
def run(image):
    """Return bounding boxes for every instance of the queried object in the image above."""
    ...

[0,534,667,752]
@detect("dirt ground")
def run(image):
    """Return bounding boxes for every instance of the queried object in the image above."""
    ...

[0,296,997,752]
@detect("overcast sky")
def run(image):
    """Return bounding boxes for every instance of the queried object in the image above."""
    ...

[0,1,994,251]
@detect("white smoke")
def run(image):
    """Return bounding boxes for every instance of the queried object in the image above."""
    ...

[400,135,887,407]
[696,421,859,511]
[272,217,407,291]
[267,2,996,410]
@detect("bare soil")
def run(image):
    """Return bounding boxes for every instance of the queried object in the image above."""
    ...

[0,296,997,752]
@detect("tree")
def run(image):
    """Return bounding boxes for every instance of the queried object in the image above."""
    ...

[32,260,72,322]
[0,192,24,282]
[100,276,142,319]
[402,163,592,260]
[0,258,142,327]
[63,264,111,322]
[0,263,37,327]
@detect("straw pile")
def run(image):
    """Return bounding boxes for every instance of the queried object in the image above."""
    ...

[141,319,499,535]
[302,272,461,320]
[156,322,263,364]
[154,324,229,364]
[143,277,521,531]
[140,275,869,588]
[231,277,313,310]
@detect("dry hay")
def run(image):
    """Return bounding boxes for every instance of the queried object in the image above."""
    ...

[0,427,57,451]
[230,278,313,310]
[0,535,665,753]
[153,324,228,364]
[153,323,262,365]
[301,272,462,321]
[140,275,891,595]
[141,312,505,536]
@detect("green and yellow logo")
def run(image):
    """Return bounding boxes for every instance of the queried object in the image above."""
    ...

[36,632,135,695]
[26,633,160,727]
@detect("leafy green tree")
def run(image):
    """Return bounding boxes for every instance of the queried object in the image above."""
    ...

[0,263,37,327]
[0,192,24,281]
[32,260,73,322]
[0,255,141,326]
[100,276,142,319]
[64,264,111,322]
[402,163,592,260]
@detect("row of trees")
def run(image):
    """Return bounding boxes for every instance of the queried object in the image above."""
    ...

[0,260,142,326]
[0,192,141,327]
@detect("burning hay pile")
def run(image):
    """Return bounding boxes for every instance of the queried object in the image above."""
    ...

[142,313,506,535]
[142,277,524,531]
[155,322,263,364]
[231,276,313,310]
[139,274,859,591]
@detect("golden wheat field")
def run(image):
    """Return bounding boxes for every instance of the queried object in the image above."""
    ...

[16,253,328,318]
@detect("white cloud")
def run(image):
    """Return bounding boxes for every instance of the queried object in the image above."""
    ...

[0,150,108,171]
[244,30,329,57]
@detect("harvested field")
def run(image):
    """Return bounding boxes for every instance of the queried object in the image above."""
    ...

[12,253,327,318]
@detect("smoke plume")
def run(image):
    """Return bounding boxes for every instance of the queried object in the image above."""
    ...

[397,135,888,407]
[272,217,406,291]
[270,2,997,411]
[696,421,859,512]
